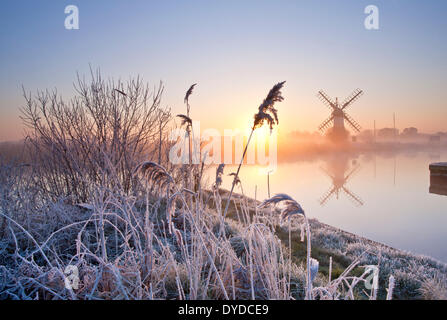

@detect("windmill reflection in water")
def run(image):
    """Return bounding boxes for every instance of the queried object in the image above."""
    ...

[319,156,364,207]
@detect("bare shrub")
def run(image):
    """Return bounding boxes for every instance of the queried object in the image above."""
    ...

[20,69,171,202]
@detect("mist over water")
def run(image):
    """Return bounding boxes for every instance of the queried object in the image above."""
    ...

[218,149,447,262]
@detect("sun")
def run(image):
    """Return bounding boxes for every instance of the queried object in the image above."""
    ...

[251,122,279,145]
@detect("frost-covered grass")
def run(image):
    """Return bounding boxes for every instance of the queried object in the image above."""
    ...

[285,218,447,300]
[2,174,445,300]
[1,72,446,300]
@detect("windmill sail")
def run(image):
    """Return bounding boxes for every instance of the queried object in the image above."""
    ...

[342,186,364,207]
[319,187,337,206]
[318,115,334,131]
[317,90,335,109]
[343,112,362,132]
[341,88,363,110]
[344,163,361,182]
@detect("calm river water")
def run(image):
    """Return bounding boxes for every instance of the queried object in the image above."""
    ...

[217,150,447,262]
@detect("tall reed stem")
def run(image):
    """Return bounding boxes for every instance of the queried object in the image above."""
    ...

[222,127,254,222]
[304,219,312,300]
[288,219,292,297]
[267,171,271,198]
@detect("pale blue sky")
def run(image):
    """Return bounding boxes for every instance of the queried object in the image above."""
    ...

[1,0,446,140]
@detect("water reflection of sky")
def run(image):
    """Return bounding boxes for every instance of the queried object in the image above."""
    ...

[217,151,447,262]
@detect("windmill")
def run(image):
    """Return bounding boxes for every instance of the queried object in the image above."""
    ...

[319,159,364,207]
[317,89,363,140]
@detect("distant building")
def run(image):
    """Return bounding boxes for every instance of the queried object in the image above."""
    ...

[401,127,418,138]
[358,129,374,142]
[378,128,399,139]
[436,132,447,142]
[429,135,441,143]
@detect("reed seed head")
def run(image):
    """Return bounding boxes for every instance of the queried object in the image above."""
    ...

[176,114,193,127]
[215,164,225,188]
[253,81,285,131]
[134,161,174,192]
[229,172,241,185]
[184,83,197,104]
[258,193,305,223]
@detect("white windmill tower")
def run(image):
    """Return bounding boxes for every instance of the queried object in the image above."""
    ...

[317,89,363,141]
